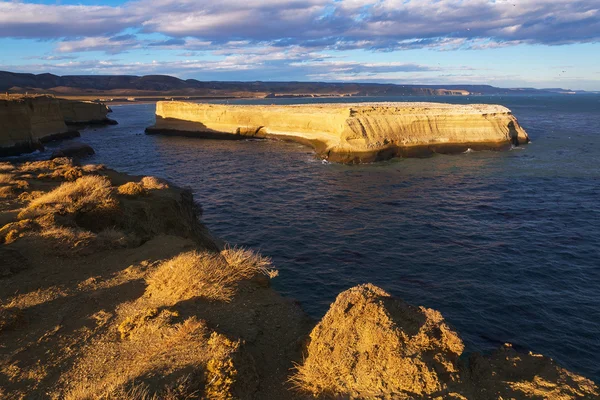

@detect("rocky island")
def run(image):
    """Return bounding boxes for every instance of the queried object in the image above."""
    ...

[0,158,597,399]
[146,101,529,163]
[0,96,115,157]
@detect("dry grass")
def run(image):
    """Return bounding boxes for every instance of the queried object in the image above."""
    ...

[118,182,147,197]
[0,185,15,199]
[290,284,465,399]
[20,175,115,219]
[141,176,168,190]
[0,162,15,172]
[82,164,106,173]
[0,172,29,199]
[65,316,212,400]
[146,247,277,304]
[0,173,14,184]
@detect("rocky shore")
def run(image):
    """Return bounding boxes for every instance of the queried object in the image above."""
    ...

[0,159,596,399]
[146,101,529,163]
[0,96,115,157]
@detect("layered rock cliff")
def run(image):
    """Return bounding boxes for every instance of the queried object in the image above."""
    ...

[0,96,115,157]
[0,96,73,156]
[146,101,529,163]
[59,99,117,126]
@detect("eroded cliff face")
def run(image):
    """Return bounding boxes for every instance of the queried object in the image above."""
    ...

[0,96,71,156]
[59,99,116,125]
[147,101,529,163]
[0,97,116,157]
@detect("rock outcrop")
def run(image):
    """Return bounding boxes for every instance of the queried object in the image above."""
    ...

[0,96,75,156]
[292,284,465,398]
[0,97,116,157]
[146,101,529,163]
[59,99,117,126]
[292,284,599,399]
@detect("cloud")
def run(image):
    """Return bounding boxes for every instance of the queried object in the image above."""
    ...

[57,35,141,54]
[0,0,597,51]
[0,2,135,38]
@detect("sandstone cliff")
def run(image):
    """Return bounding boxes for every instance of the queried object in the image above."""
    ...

[0,97,115,157]
[59,99,117,126]
[0,96,73,156]
[147,101,529,163]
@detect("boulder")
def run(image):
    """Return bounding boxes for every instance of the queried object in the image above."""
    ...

[292,284,465,398]
[50,143,95,159]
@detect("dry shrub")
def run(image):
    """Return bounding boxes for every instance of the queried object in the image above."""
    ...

[141,176,168,190]
[17,190,44,203]
[82,164,106,173]
[0,173,29,199]
[118,182,147,197]
[291,284,465,399]
[0,219,37,244]
[0,173,14,184]
[145,248,277,304]
[40,226,97,250]
[19,158,73,173]
[221,246,279,279]
[20,175,116,219]
[0,162,15,172]
[0,185,14,199]
[19,158,84,181]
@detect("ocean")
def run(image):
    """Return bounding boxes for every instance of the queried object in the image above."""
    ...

[43,94,600,381]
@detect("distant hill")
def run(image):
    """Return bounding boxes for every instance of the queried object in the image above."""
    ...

[0,70,580,99]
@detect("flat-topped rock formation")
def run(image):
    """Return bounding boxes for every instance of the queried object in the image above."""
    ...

[59,99,117,126]
[146,101,529,163]
[0,96,115,156]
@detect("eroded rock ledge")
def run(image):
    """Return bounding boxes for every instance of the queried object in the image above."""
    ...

[0,160,595,399]
[146,101,530,163]
[0,96,116,157]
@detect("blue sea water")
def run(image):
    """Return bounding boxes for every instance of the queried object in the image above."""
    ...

[44,94,600,381]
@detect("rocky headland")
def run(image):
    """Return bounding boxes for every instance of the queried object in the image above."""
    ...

[0,158,597,399]
[0,96,115,157]
[146,101,529,163]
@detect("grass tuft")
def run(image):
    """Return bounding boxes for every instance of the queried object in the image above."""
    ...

[145,247,277,304]
[140,176,169,190]
[118,182,147,197]
[20,175,116,219]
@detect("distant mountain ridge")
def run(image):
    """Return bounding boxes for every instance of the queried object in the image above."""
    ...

[0,70,581,98]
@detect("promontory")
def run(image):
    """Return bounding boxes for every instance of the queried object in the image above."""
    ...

[0,96,116,157]
[146,101,529,163]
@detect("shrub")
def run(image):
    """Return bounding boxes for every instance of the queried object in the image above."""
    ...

[145,247,277,304]
[117,182,147,197]
[20,175,116,219]
[140,176,168,190]
[0,173,14,184]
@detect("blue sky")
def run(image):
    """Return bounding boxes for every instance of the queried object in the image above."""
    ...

[0,0,599,90]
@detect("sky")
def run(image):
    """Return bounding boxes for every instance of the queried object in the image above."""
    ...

[0,0,599,90]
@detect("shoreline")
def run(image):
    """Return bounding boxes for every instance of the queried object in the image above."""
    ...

[0,157,597,398]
